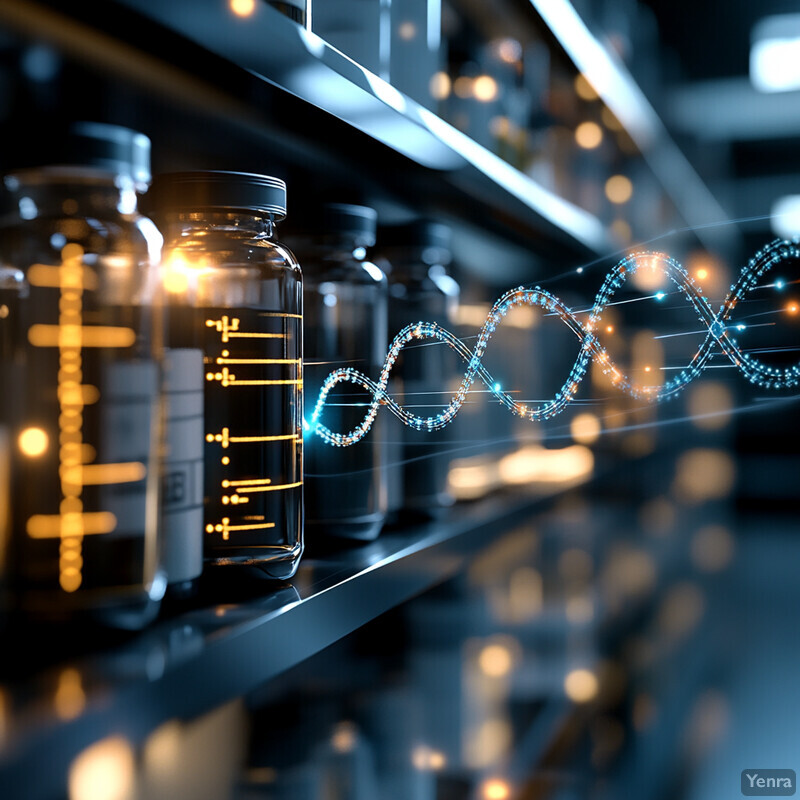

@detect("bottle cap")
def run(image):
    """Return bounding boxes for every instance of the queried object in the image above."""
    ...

[4,121,152,191]
[378,219,452,263]
[150,171,287,219]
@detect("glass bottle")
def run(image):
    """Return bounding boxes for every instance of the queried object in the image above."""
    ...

[0,122,165,628]
[151,171,303,580]
[379,220,460,520]
[290,204,388,542]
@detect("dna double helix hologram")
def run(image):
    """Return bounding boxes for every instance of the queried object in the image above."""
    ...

[308,238,800,447]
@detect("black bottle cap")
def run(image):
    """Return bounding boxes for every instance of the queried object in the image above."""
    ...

[149,171,287,219]
[319,204,378,245]
[378,219,452,252]
[4,121,152,190]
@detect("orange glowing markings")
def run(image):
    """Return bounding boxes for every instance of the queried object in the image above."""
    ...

[205,363,300,388]
[206,315,286,342]
[215,356,300,366]
[696,268,709,280]
[28,263,98,290]
[222,477,272,487]
[787,302,799,315]
[61,462,146,486]
[26,511,117,539]
[207,427,231,448]
[206,428,298,449]
[235,480,302,494]
[204,313,301,544]
[206,315,238,342]
[24,244,147,591]
[28,324,136,348]
[205,517,276,541]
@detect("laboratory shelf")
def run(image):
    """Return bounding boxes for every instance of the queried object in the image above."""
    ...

[0,484,583,800]
[0,0,610,274]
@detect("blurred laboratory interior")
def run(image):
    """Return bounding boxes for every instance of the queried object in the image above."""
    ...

[0,0,799,798]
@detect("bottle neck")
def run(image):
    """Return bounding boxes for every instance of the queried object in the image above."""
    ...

[288,231,371,262]
[4,169,140,218]
[163,210,276,239]
[382,246,453,280]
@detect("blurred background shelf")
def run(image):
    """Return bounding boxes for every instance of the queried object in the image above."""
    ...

[0,483,589,800]
[0,0,731,285]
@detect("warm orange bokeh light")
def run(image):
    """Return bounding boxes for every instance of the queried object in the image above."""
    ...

[575,121,603,149]
[230,0,256,17]
[18,426,49,457]
[482,779,511,800]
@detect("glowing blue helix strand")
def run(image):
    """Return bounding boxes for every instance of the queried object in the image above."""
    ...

[310,238,800,446]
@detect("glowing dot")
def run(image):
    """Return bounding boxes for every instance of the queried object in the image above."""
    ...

[68,736,135,800]
[493,37,521,64]
[606,325,614,333]
[163,269,188,294]
[571,413,601,444]
[776,280,785,289]
[205,434,214,442]
[644,365,651,373]
[494,382,501,393]
[206,373,214,381]
[577,267,584,274]
[222,349,230,357]
[611,219,632,243]
[453,76,473,98]
[205,525,214,533]
[605,174,633,204]
[478,643,514,677]
[222,456,230,465]
[222,480,230,488]
[564,668,599,703]
[655,292,666,301]
[696,268,709,280]
[230,0,255,16]
[787,302,799,315]
[736,324,746,331]
[482,778,511,800]
[397,21,416,40]
[574,73,598,100]
[575,121,603,149]
[473,75,499,102]
[331,722,357,753]
[19,426,49,457]
[0,304,8,319]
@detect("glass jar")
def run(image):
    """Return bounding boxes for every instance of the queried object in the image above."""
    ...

[151,171,303,580]
[379,220,460,520]
[0,122,165,628]
[290,204,388,542]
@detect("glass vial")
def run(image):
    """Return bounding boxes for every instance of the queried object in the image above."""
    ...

[151,171,303,580]
[0,122,165,628]
[379,220,460,520]
[291,204,388,542]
